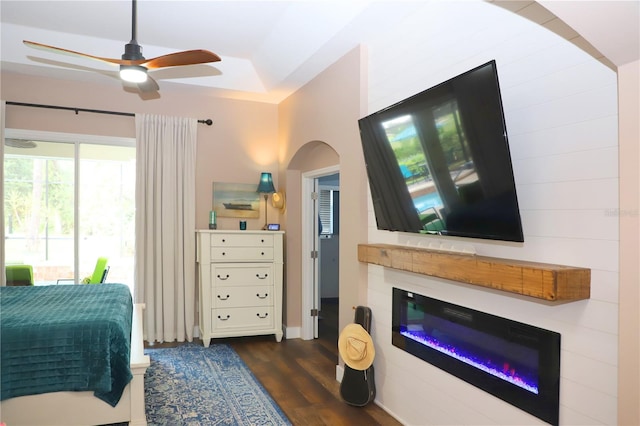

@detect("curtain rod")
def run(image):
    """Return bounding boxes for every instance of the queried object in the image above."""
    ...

[6,101,213,126]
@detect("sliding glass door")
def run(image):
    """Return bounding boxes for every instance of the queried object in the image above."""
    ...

[4,136,135,287]
[4,141,74,282]
[77,143,136,286]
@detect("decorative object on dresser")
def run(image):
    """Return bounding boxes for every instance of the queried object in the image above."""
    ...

[212,182,260,218]
[257,172,277,230]
[196,230,284,347]
[209,210,217,229]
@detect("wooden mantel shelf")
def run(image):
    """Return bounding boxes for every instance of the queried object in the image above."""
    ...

[358,244,590,302]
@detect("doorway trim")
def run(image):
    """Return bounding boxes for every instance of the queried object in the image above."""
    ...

[301,164,339,340]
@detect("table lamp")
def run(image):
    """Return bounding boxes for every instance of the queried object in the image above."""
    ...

[257,172,276,229]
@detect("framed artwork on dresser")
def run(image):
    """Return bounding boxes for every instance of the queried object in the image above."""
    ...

[212,182,260,218]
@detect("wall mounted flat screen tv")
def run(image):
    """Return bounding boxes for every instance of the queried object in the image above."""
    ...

[359,60,524,242]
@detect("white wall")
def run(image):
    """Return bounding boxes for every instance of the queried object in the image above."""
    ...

[363,2,618,425]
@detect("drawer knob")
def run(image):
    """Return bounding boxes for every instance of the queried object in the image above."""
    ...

[222,239,226,243]
[217,274,230,280]
[222,252,226,256]
[256,273,268,279]
[217,294,230,300]
[218,314,231,321]
[256,293,268,299]
[261,239,265,243]
[261,252,265,256]
[256,313,269,319]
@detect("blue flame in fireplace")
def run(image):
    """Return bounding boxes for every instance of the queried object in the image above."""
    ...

[401,328,539,394]
[393,288,561,425]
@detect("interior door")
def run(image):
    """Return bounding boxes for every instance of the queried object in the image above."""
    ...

[311,178,320,338]
[317,174,340,344]
[301,166,339,341]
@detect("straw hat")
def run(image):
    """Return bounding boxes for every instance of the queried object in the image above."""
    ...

[338,323,375,371]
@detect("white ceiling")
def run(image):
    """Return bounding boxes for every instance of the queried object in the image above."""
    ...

[1,1,638,104]
[1,0,424,103]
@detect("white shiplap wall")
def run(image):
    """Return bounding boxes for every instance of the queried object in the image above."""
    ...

[363,2,618,425]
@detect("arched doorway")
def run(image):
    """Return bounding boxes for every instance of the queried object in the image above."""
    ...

[286,141,340,354]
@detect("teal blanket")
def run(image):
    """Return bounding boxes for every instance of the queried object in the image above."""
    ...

[1,284,133,406]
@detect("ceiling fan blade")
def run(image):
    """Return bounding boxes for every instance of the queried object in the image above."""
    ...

[122,74,159,93]
[137,75,160,93]
[23,40,147,66]
[143,50,221,70]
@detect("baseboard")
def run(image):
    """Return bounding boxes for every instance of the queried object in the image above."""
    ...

[373,400,407,426]
[284,325,301,339]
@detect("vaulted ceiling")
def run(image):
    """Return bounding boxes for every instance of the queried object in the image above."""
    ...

[1,1,637,104]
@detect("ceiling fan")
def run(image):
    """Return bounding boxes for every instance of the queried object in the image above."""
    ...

[23,0,221,92]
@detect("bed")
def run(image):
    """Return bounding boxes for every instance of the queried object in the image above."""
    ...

[0,284,149,426]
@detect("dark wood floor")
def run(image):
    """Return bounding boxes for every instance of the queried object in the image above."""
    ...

[229,334,399,425]
[146,299,400,425]
[230,298,400,425]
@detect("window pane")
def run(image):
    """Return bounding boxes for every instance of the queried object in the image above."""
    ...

[319,189,333,234]
[78,144,136,286]
[4,141,75,284]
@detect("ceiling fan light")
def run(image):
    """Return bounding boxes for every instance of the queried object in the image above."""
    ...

[120,65,148,83]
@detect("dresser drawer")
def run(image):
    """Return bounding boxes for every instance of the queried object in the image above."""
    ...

[212,307,274,331]
[211,247,274,262]
[212,264,273,286]
[213,286,273,308]
[211,233,274,247]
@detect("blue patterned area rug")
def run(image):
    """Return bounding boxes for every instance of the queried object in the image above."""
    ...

[144,342,291,425]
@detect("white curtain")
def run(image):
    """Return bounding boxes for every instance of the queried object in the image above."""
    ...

[134,113,197,343]
[1,101,5,286]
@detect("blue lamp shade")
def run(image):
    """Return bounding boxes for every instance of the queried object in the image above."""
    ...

[257,172,276,194]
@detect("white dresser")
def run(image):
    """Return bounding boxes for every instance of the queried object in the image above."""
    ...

[196,230,284,347]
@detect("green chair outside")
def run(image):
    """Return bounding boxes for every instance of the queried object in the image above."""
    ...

[6,264,34,286]
[57,257,109,284]
[87,257,109,284]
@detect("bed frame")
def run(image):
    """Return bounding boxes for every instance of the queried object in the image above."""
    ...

[0,303,150,426]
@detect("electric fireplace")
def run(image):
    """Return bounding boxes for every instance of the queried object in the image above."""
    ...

[392,288,560,425]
